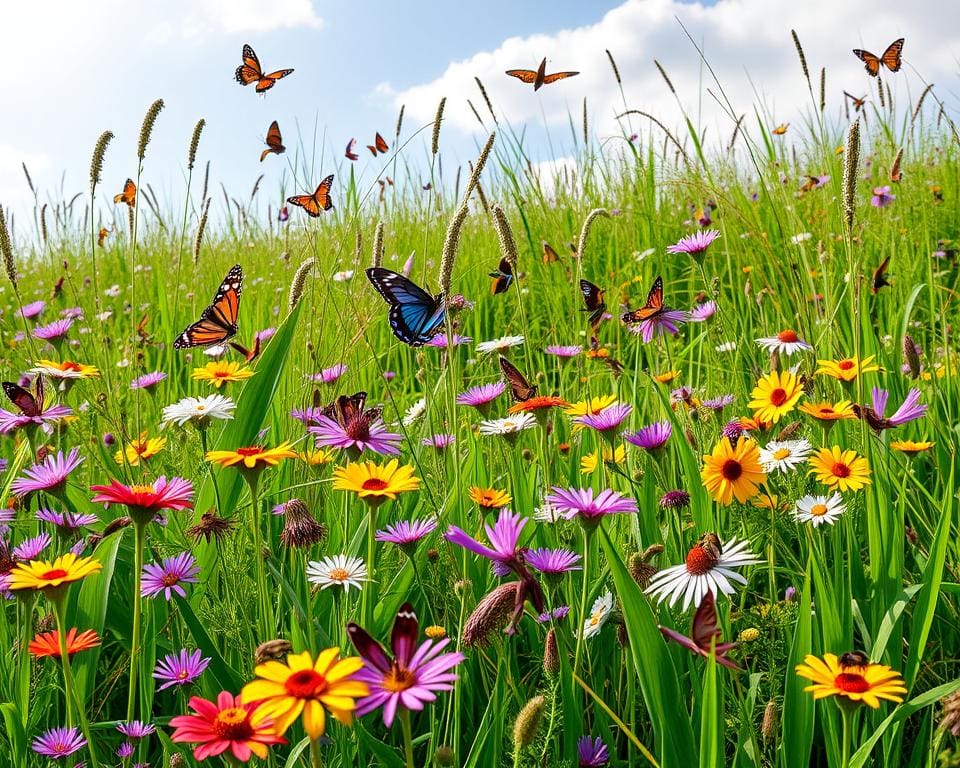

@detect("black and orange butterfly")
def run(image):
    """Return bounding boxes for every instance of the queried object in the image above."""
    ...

[499,356,537,402]
[542,240,560,264]
[621,276,664,324]
[287,175,334,217]
[51,276,65,299]
[260,121,285,162]
[852,39,904,77]
[844,91,867,112]
[174,265,243,349]
[3,375,44,417]
[489,258,514,295]
[506,57,579,91]
[345,138,359,161]
[97,227,110,247]
[367,133,389,156]
[871,256,892,294]
[235,44,294,93]
[579,279,606,328]
[114,179,136,208]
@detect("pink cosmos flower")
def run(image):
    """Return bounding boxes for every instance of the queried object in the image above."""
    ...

[666,229,720,258]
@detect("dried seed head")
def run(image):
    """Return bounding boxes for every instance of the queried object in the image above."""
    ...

[255,639,293,665]
[628,551,657,588]
[168,752,188,768]
[842,119,861,235]
[186,511,238,543]
[654,60,676,95]
[791,29,810,83]
[201,160,210,203]
[762,700,779,744]
[777,421,803,441]
[819,67,826,112]
[903,334,922,378]
[576,208,609,263]
[543,628,560,676]
[289,257,316,310]
[434,745,456,766]
[103,516,132,537]
[605,49,622,85]
[475,77,497,123]
[354,227,363,263]
[188,119,206,171]
[467,99,486,128]
[40,204,48,245]
[192,198,210,265]
[911,83,934,127]
[941,688,960,736]
[512,695,545,752]
[0,205,15,288]
[491,204,518,271]
[89,130,114,192]
[372,220,385,268]
[137,99,165,161]
[22,163,35,196]
[432,96,446,156]
[279,499,328,549]
[463,581,518,647]
[582,97,589,145]
[393,104,405,142]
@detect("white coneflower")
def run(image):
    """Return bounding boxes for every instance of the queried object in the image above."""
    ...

[402,398,427,426]
[306,555,368,593]
[759,439,812,473]
[476,335,525,355]
[581,591,614,639]
[793,493,846,527]
[478,413,536,436]
[755,329,813,356]
[162,394,236,427]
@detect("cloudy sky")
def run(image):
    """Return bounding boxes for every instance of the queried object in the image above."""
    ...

[1,0,957,236]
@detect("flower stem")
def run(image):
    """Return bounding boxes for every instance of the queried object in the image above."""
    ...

[572,526,593,678]
[840,706,853,768]
[310,737,324,768]
[53,597,100,768]
[128,520,146,721]
[363,503,378,627]
[246,474,274,639]
[399,708,415,768]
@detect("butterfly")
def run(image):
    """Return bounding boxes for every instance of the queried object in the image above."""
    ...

[542,240,560,264]
[260,121,285,162]
[114,179,136,208]
[844,91,867,112]
[505,57,579,91]
[579,279,607,329]
[799,176,819,193]
[173,265,243,349]
[852,39,904,77]
[839,651,870,668]
[97,227,111,247]
[658,590,740,670]
[2,375,44,418]
[621,276,664,324]
[499,355,537,402]
[489,258,514,295]
[235,44,294,93]
[366,267,445,346]
[51,276,65,299]
[135,313,151,343]
[367,133,389,156]
[346,602,421,680]
[890,149,903,183]
[871,255,892,294]
[322,391,383,431]
[772,123,789,135]
[345,138,359,161]
[287,175,334,217]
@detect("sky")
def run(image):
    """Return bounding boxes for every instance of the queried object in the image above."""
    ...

[1,0,958,240]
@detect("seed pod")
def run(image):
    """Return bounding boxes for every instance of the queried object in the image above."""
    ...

[543,628,560,676]
[462,582,517,647]
[512,695,545,752]
[188,119,206,171]
[762,700,779,744]
[137,99,165,161]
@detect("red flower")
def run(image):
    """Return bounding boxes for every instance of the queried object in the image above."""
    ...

[29,628,101,658]
[170,691,286,762]
[90,476,193,524]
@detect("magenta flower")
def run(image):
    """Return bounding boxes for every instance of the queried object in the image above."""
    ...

[862,387,927,430]
[383,371,397,381]
[117,721,155,740]
[18,300,46,320]
[153,648,210,691]
[130,371,167,390]
[525,547,581,575]
[11,449,84,495]
[31,726,86,759]
[0,397,72,434]
[256,327,276,343]
[311,413,401,456]
[545,345,582,358]
[626,308,688,343]
[376,518,438,549]
[141,552,200,600]
[702,394,734,413]
[544,486,638,526]
[871,186,895,208]
[659,490,691,510]
[116,742,135,759]
[445,509,526,569]
[537,606,571,622]
[456,381,505,408]
[574,403,631,433]
[33,319,73,342]
[290,406,324,428]
[578,736,610,767]
[12,533,52,560]
[422,433,455,449]
[308,363,347,384]
[666,229,720,258]
[427,334,472,348]
[61,307,84,320]
[689,301,717,322]
[625,420,672,452]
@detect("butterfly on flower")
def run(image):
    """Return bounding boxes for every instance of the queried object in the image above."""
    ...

[367,133,389,156]
[621,276,664,324]
[260,121,285,162]
[114,179,136,208]
[3,375,45,417]
[505,57,579,91]
[234,43,294,93]
[489,258,514,295]
[499,356,537,402]
[366,268,445,346]
[173,265,243,349]
[852,38,904,77]
[287,175,334,217]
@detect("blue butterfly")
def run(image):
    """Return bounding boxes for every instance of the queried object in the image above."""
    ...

[365,268,446,346]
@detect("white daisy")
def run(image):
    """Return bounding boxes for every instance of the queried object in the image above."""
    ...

[794,493,846,527]
[476,335,525,355]
[478,413,536,436]
[759,438,812,473]
[203,344,227,358]
[581,591,614,639]
[162,394,236,427]
[402,398,426,426]
[306,554,368,593]
[716,341,737,353]
[646,537,763,611]
[332,270,354,282]
[755,329,813,356]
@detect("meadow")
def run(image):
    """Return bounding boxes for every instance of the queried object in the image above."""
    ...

[0,38,959,768]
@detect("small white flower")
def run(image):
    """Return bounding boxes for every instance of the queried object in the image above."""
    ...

[794,493,846,527]
[104,285,121,297]
[116,358,130,368]
[204,344,227,358]
[716,341,737,353]
[95,311,113,322]
[790,232,812,244]
[476,335,525,355]
[581,591,614,639]
[478,413,536,436]
[162,394,236,426]
[759,439,812,473]
[306,555,368,593]
[332,270,355,282]
[402,398,427,426]
[755,330,813,356]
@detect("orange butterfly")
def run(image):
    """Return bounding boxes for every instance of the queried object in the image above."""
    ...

[844,91,867,112]
[542,240,559,264]
[772,123,789,135]
[506,57,579,91]
[260,121,285,162]
[114,179,136,208]
[621,276,664,323]
[852,39,903,77]
[367,133,389,156]
[287,174,334,217]
[235,44,294,93]
[174,265,243,349]
[229,336,261,363]
[345,138,359,161]
[97,227,110,247]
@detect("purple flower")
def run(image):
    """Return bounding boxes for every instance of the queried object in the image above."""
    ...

[422,433,455,449]
[666,229,720,258]
[11,449,84,495]
[525,548,581,575]
[537,606,571,622]
[130,371,167,390]
[427,334,471,348]
[625,420,672,452]
[574,403,632,433]
[545,345,582,358]
[445,509,526,568]
[141,552,200,600]
[625,308,688,343]
[456,381,505,408]
[871,186,895,208]
[153,648,210,691]
[376,518,438,548]
[116,742,135,759]
[116,721,155,740]
[868,387,926,427]
[12,533,52,560]
[578,735,610,767]
[61,307,84,320]
[722,420,746,441]
[18,301,46,320]
[308,363,347,384]
[310,412,401,456]
[383,371,397,381]
[290,406,325,428]
[702,394,734,412]
[33,319,73,342]
[659,490,691,510]
[0,401,73,435]
[256,327,276,343]
[689,301,717,322]
[32,727,86,759]
[544,487,638,526]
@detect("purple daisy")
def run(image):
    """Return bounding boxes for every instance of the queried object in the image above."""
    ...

[33,319,73,342]
[545,345,582,358]
[12,533,52,560]
[625,420,672,453]
[116,742,135,759]
[445,509,526,569]
[18,301,46,320]
[666,229,720,258]
[689,301,717,322]
[60,307,84,320]
[871,186,895,208]
[525,547,581,575]
[308,363,347,384]
[427,334,472,348]
[130,371,167,390]
[256,327,276,343]
[153,648,210,691]
[11,449,85,495]
[422,433,455,449]
[660,490,691,510]
[141,552,200,600]
[578,735,610,767]
[376,518,438,549]
[116,721,155,740]
[310,413,401,456]
[574,403,632,434]
[544,486,638,526]
[702,394,735,413]
[626,308,688,343]
[456,381,505,408]
[31,726,86,759]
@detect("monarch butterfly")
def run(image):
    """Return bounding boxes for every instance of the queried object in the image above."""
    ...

[260,121,285,162]
[114,179,136,208]
[579,279,606,328]
[772,123,789,135]
[173,265,243,349]
[367,133,389,156]
[499,356,537,402]
[287,175,334,217]
[542,240,560,264]
[852,39,904,77]
[366,268,445,346]
[3,375,44,417]
[844,91,867,112]
[97,227,110,247]
[871,255,892,294]
[489,258,514,295]
[506,57,579,91]
[621,276,664,324]
[345,138,359,161]
[235,44,294,93]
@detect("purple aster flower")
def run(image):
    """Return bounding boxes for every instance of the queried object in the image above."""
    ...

[574,403,632,434]
[376,518,438,549]
[785,586,797,601]
[18,301,46,320]
[545,345,582,358]
[61,307,84,320]
[445,509,526,568]
[537,606,571,622]
[0,399,73,434]
[544,486,638,527]
[308,363,347,384]
[116,721,155,740]
[659,490,691,510]
[383,371,396,381]
[130,371,167,390]
[625,420,672,453]
[116,742,135,759]
[689,301,717,322]
[702,394,735,413]
[256,327,276,343]
[578,735,610,767]
[69,539,87,556]
[13,533,52,560]
[33,319,73,342]
[11,449,84,495]
[153,648,210,691]
[310,412,401,456]
[141,552,200,600]
[625,308,688,343]
[666,229,720,258]
[871,186,895,208]
[290,406,324,428]
[422,433,455,449]
[864,387,926,429]
[525,548,581,575]
[456,381,505,408]
[31,726,86,759]
[722,420,746,441]
[427,334,472,348]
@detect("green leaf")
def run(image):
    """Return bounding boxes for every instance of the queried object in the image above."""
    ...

[175,596,244,692]
[0,702,27,768]
[355,723,406,768]
[781,562,814,768]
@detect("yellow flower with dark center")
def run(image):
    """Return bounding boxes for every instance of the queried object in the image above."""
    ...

[333,460,420,505]
[31,359,100,380]
[748,371,804,424]
[8,553,102,593]
[798,400,856,422]
[890,440,933,454]
[795,653,906,709]
[191,361,255,389]
[808,446,871,492]
[700,438,766,505]
[468,486,511,509]
[206,442,297,470]
[816,355,879,382]
[115,432,167,467]
[580,444,627,474]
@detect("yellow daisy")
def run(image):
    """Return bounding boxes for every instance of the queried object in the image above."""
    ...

[8,553,102,593]
[580,444,627,474]
[31,359,100,380]
[468,486,511,509]
[115,432,167,467]
[795,652,906,709]
[700,438,766,505]
[299,448,337,466]
[333,460,420,506]
[748,371,804,424]
[808,446,871,492]
[206,442,297,470]
[798,400,857,422]
[192,361,255,389]
[816,355,879,382]
[889,440,933,454]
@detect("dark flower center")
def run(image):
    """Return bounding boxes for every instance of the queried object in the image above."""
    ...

[285,668,327,698]
[831,462,851,478]
[161,574,180,587]
[345,415,371,441]
[769,388,788,406]
[721,459,743,481]
[838,360,855,371]
[214,707,255,740]
[41,568,69,580]
[382,664,416,693]
[834,672,870,693]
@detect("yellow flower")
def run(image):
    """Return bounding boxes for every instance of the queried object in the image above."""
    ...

[798,400,857,422]
[115,432,166,467]
[425,625,447,639]
[191,361,255,388]
[333,460,420,505]
[653,370,680,384]
[206,442,297,470]
[748,371,804,424]
[240,649,369,740]
[31,359,100,380]
[890,440,933,454]
[299,448,337,466]
[795,653,906,709]
[580,444,626,474]
[8,553,102,593]
[752,492,787,511]
[563,395,617,417]
[468,486,511,509]
[816,355,879,382]
[808,446,871,492]
[701,438,766,505]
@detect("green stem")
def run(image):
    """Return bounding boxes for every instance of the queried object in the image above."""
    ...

[572,526,593,678]
[53,597,100,768]
[840,706,853,768]
[127,521,146,721]
[399,708,415,768]
[246,474,274,639]
[198,428,223,516]
[363,503,378,627]
[310,737,324,768]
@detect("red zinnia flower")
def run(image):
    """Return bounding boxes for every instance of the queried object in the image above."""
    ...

[170,691,286,762]
[90,476,194,525]
[29,628,101,658]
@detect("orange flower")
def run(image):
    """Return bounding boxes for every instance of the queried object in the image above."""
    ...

[508,396,567,414]
[29,628,101,658]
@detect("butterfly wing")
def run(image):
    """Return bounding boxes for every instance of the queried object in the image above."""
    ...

[314,174,334,212]
[390,603,419,668]
[287,193,321,217]
[345,138,359,161]
[346,622,392,673]
[542,241,559,264]
[579,279,607,326]
[375,132,389,153]
[541,71,580,85]
[490,258,514,295]
[114,179,136,207]
[235,44,263,85]
[872,255,892,294]
[98,227,109,247]
[366,268,445,346]
[853,48,881,77]
[881,38,904,72]
[505,69,538,83]
[257,68,294,93]
[260,121,285,162]
[499,355,537,402]
[691,590,722,651]
[621,276,664,323]
[174,265,243,348]
[2,381,40,417]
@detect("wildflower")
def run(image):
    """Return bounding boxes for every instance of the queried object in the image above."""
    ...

[115,432,167,467]
[240,649,369,739]
[659,490,691,510]
[7,553,101,593]
[31,727,86,759]
[402,398,426,425]
[667,229,720,260]
[544,486,638,527]
[376,518,437,550]
[624,305,688,343]
[739,628,761,643]
[30,359,100,380]
[854,387,927,432]
[890,440,933,454]
[513,696,546,751]
[871,186,896,208]
[11,449,85,496]
[625,420,672,453]
[347,603,465,727]
[799,400,857,422]
[311,399,401,456]
[748,371,804,424]
[117,721,156,740]
[170,691,287,761]
[191,361,255,388]
[308,363,348,384]
[162,394,235,426]
[581,591,614,638]
[795,652,906,708]
[456,381,505,408]
[563,395,617,418]
[299,448,336,466]
[578,736,610,767]
[808,447,871,492]
[445,508,526,572]
[573,402,631,434]
[477,335,525,354]
[478,413,536,437]
[29,628,101,658]
[130,371,167,390]
[525,548,581,575]
[702,394,734,413]
[545,345,582,357]
[206,443,297,471]
[307,555,368,592]
[90,476,194,526]
[659,590,739,670]
[19,300,46,320]
[422,433,455,449]
[816,355,879,382]
[426,334,472,348]
[333,460,420,506]
[759,438,813,472]
[579,444,626,474]
[756,329,813,356]
[469,486,512,509]
[0,389,72,436]
[278,499,327,549]
[154,648,210,691]
[794,493,846,527]
[141,552,200,600]
[700,438,766,505]
[12,533,51,560]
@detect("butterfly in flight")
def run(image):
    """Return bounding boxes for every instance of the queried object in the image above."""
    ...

[367,133,389,156]
[542,240,560,264]
[489,258,514,295]
[114,179,136,208]
[621,276,664,324]
[772,123,789,136]
[97,227,110,247]
[260,121,285,162]
[844,91,867,112]
[852,38,904,77]
[366,267,445,346]
[173,265,243,349]
[579,279,606,329]
[499,356,538,402]
[235,44,294,93]
[871,255,892,294]
[287,175,334,217]
[658,590,740,670]
[506,57,579,91]
[2,375,45,418]
[345,138,359,161]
